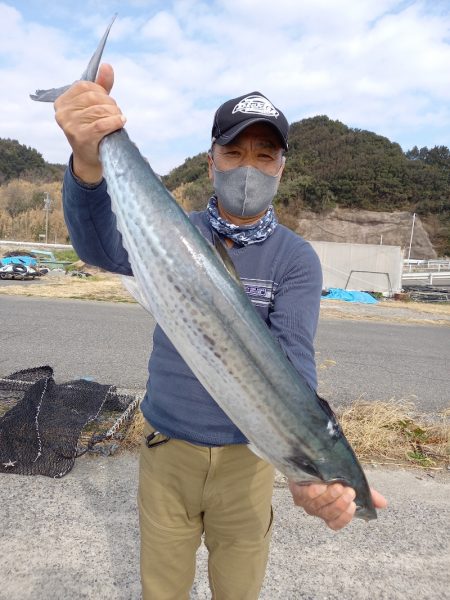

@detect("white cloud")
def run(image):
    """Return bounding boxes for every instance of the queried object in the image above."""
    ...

[0,0,449,173]
[141,11,183,40]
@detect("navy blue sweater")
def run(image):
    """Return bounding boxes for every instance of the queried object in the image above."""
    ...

[63,167,323,445]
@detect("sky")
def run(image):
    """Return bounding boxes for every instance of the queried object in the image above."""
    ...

[1,0,449,175]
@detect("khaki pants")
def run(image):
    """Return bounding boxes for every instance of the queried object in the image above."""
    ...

[138,421,275,600]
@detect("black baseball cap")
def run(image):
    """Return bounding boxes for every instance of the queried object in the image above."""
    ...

[211,91,289,150]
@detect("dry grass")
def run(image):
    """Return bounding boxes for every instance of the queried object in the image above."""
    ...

[0,273,136,303]
[381,300,450,315]
[320,299,450,326]
[338,400,450,469]
[121,409,146,450]
[119,400,450,470]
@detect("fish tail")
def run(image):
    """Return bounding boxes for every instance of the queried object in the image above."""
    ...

[30,14,117,103]
[355,504,377,521]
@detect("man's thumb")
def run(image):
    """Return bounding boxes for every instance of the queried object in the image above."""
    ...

[96,63,114,94]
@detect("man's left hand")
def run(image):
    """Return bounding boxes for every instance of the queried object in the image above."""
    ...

[288,481,388,530]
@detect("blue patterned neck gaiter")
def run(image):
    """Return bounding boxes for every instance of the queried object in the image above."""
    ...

[206,196,278,247]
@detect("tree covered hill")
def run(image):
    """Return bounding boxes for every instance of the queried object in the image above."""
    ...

[162,116,450,254]
[0,138,65,183]
[282,116,449,214]
[1,117,449,253]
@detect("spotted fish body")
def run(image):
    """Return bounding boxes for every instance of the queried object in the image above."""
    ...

[32,18,376,521]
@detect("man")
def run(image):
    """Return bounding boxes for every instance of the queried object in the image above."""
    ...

[55,64,387,600]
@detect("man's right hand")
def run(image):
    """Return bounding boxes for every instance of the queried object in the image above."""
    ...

[54,63,126,184]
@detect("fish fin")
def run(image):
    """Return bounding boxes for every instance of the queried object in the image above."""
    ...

[30,14,117,103]
[287,453,323,479]
[121,275,153,315]
[248,443,272,463]
[79,14,117,82]
[355,505,377,521]
[212,231,241,284]
[30,85,73,103]
[315,394,343,439]
[248,443,263,460]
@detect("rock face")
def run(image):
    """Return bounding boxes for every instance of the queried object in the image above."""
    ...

[295,209,436,259]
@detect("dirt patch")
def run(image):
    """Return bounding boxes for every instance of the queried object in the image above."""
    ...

[320,298,450,326]
[0,272,136,303]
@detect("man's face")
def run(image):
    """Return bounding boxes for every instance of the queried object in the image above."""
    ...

[208,122,285,180]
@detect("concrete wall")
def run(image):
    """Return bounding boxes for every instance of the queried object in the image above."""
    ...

[309,240,404,294]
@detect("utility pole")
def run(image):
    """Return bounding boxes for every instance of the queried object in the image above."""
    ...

[43,192,52,244]
[407,212,416,262]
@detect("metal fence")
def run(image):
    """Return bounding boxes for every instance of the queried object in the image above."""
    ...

[403,259,450,272]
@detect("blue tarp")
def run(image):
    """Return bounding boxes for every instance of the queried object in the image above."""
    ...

[1,256,37,267]
[322,288,378,304]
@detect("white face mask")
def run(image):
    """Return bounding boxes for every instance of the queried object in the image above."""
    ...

[212,163,282,218]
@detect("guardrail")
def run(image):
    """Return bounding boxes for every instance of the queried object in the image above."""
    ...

[402,272,450,284]
[404,260,450,272]
[0,240,73,250]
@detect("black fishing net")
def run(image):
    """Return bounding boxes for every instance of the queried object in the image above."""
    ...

[0,366,139,478]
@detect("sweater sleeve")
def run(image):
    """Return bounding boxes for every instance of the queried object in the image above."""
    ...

[62,160,133,275]
[269,240,322,391]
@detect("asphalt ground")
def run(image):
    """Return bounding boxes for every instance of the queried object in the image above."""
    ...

[1,296,449,599]
[1,453,448,600]
[0,276,47,285]
[0,296,448,413]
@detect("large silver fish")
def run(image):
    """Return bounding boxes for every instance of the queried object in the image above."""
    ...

[31,17,376,520]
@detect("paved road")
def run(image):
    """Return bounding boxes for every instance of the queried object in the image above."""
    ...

[316,319,449,413]
[1,453,449,600]
[1,297,449,599]
[0,296,448,413]
[0,296,152,389]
